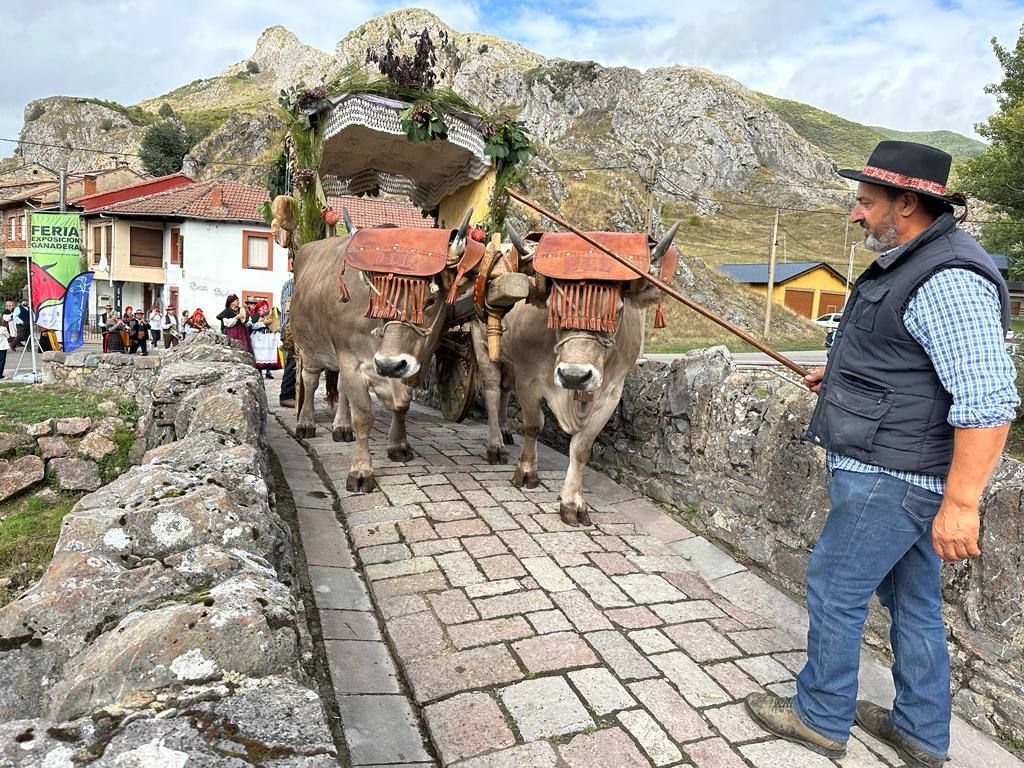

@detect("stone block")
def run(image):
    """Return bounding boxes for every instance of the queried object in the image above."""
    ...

[739,740,836,768]
[703,702,768,743]
[584,631,658,680]
[628,629,676,655]
[527,609,573,634]
[320,610,381,641]
[77,431,117,460]
[478,554,527,580]
[628,678,713,743]
[663,622,741,662]
[566,566,632,607]
[48,457,101,492]
[617,708,682,765]
[407,645,523,703]
[337,694,432,765]
[552,590,613,632]
[558,727,653,768]
[0,455,44,502]
[612,573,686,604]
[568,667,637,715]
[606,606,662,629]
[511,631,598,674]
[500,676,594,741]
[651,651,730,707]
[436,551,486,586]
[55,417,92,437]
[308,565,371,611]
[325,639,400,694]
[36,436,69,460]
[451,741,559,767]
[428,589,479,624]
[683,738,748,768]
[448,616,533,649]
[372,570,448,599]
[385,611,448,661]
[475,589,553,619]
[424,692,515,765]
[25,419,54,437]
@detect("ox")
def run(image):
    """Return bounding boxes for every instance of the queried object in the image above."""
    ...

[497,224,679,525]
[289,213,480,492]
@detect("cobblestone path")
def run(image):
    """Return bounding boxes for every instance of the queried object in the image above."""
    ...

[265,381,1022,768]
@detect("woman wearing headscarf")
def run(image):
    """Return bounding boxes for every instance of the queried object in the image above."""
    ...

[105,311,126,353]
[216,294,253,354]
[188,308,209,332]
[249,300,282,379]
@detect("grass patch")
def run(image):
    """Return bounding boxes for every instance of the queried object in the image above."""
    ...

[0,385,108,431]
[0,492,75,606]
[96,427,135,485]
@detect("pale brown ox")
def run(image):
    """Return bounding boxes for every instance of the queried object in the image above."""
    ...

[289,224,472,493]
[494,224,679,525]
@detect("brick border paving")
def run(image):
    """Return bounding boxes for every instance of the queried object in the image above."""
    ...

[266,381,1022,768]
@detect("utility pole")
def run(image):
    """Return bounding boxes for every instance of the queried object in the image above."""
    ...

[639,150,660,236]
[59,167,67,213]
[763,208,780,339]
[845,240,858,307]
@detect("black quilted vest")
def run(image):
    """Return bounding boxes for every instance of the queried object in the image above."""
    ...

[805,213,1009,475]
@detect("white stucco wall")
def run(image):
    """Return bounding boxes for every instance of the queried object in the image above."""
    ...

[169,220,285,316]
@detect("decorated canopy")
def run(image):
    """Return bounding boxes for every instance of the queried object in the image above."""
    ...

[317,93,492,211]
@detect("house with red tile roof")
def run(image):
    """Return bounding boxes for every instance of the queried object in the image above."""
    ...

[0,165,144,274]
[81,180,430,322]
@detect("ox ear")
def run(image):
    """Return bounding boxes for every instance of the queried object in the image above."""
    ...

[447,208,474,265]
[342,208,356,236]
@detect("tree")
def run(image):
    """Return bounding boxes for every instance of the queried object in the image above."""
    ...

[960,24,1024,276]
[0,265,28,303]
[139,121,194,176]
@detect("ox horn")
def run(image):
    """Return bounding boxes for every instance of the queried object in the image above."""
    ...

[342,208,357,236]
[651,220,681,267]
[447,207,474,265]
[505,221,534,262]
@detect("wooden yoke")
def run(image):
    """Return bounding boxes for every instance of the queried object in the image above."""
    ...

[474,234,529,361]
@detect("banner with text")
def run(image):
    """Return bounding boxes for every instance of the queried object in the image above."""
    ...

[30,212,82,332]
[62,271,94,353]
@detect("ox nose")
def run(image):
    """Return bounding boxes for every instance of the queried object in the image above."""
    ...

[375,357,408,378]
[555,364,594,390]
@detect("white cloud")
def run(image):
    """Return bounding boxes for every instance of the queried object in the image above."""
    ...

[0,0,1019,156]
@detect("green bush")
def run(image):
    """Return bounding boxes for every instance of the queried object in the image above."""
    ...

[0,265,28,303]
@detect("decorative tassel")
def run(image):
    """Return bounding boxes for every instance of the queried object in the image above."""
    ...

[338,261,350,302]
[548,280,622,332]
[654,299,666,329]
[366,273,430,324]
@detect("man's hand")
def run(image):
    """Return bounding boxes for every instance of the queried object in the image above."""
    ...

[803,366,825,394]
[931,500,981,562]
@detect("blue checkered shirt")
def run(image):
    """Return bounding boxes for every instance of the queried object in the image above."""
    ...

[279,277,294,335]
[826,267,1019,495]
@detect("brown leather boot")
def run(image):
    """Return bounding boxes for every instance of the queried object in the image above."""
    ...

[745,693,847,758]
[854,701,946,768]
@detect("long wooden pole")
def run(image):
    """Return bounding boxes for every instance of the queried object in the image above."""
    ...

[506,188,810,378]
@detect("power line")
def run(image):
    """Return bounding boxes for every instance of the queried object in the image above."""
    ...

[0,136,275,170]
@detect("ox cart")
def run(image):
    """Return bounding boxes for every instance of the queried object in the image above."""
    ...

[276,60,806,522]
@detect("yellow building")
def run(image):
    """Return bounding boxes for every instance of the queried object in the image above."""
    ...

[718,261,850,319]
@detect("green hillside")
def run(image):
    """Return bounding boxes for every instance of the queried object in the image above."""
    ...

[869,127,985,157]
[757,93,984,168]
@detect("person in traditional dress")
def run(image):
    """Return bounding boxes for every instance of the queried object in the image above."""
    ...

[105,311,126,353]
[129,310,149,355]
[188,308,209,333]
[250,300,282,379]
[217,295,253,354]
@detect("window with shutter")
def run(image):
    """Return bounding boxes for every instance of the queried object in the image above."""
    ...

[19,215,26,243]
[170,228,180,265]
[242,230,273,270]
[92,226,102,265]
[104,225,112,256]
[129,226,164,268]
[7,216,14,242]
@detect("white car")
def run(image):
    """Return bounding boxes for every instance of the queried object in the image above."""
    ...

[815,312,843,330]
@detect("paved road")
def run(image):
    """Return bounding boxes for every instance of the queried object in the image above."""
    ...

[646,350,829,368]
[264,378,1020,768]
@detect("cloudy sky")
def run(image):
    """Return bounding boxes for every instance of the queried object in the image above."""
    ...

[2,0,1022,153]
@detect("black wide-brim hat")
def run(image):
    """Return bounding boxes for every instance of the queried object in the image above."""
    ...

[838,140,958,203]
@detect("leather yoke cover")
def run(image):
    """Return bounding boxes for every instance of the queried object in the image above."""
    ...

[533,232,651,281]
[346,228,453,276]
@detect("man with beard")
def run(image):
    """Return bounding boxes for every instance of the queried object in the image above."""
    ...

[746,141,1018,768]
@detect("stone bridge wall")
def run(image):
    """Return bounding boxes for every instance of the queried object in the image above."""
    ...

[423,346,1024,744]
[0,335,337,767]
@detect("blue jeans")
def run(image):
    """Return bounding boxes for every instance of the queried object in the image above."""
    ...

[794,469,950,758]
